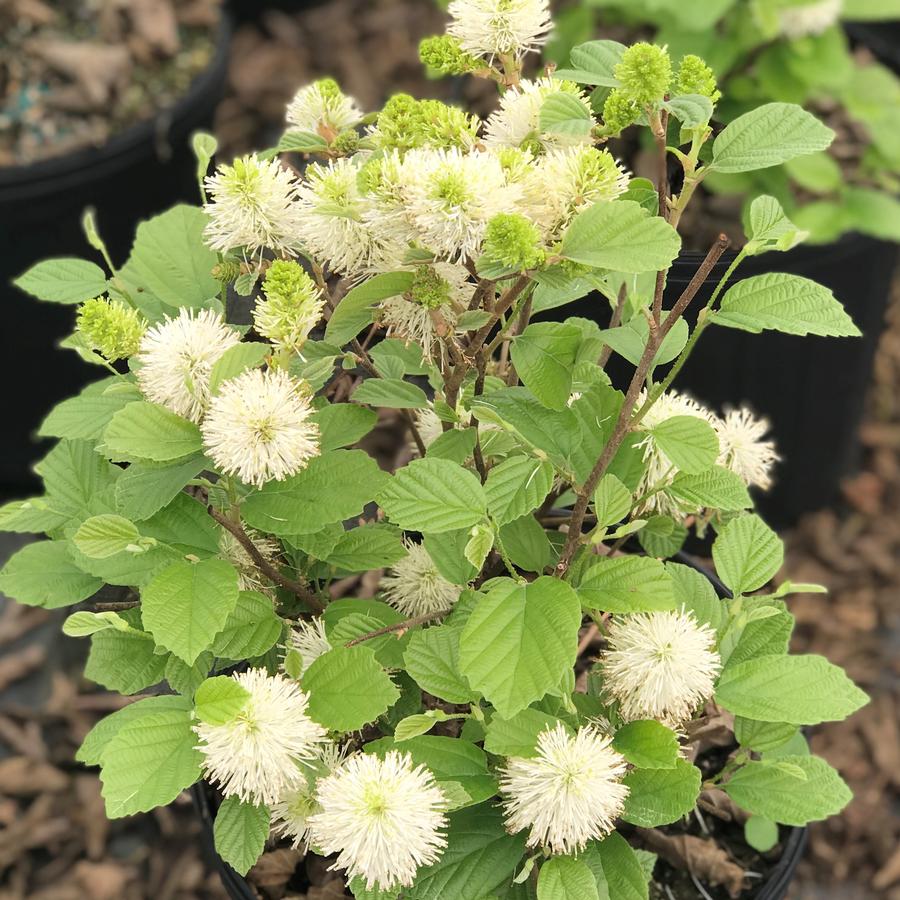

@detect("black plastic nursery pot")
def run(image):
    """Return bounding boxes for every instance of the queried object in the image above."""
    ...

[190,554,807,900]
[0,16,232,499]
[557,231,897,528]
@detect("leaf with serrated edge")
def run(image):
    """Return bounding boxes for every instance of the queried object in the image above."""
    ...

[712,514,783,596]
[213,796,269,875]
[621,758,701,827]
[577,556,675,614]
[538,856,600,900]
[404,627,480,704]
[484,456,554,526]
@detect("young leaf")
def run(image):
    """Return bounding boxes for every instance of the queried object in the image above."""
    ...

[141,558,240,664]
[104,402,203,462]
[664,94,713,128]
[63,610,135,638]
[612,720,680,769]
[377,458,488,534]
[713,273,861,337]
[561,200,682,274]
[710,103,834,173]
[668,466,753,511]
[352,378,430,409]
[650,416,720,474]
[745,195,808,255]
[0,540,103,608]
[715,654,869,725]
[302,646,400,732]
[539,91,594,138]
[325,272,415,345]
[538,856,600,900]
[278,129,329,152]
[723,756,852,825]
[711,514,783,596]
[577,556,675,614]
[593,474,632,527]
[14,258,107,304]
[620,759,701,827]
[73,514,142,559]
[484,456,555,526]
[194,675,251,725]
[213,796,269,876]
[511,322,582,410]
[464,523,494,571]
[552,39,625,86]
[458,577,582,719]
[209,342,270,394]
[744,816,779,853]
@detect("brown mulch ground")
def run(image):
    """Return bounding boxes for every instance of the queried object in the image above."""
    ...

[1,1,898,896]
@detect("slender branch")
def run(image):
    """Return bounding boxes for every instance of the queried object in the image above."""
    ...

[598,284,628,368]
[651,108,671,324]
[93,600,140,612]
[208,507,325,614]
[345,611,445,645]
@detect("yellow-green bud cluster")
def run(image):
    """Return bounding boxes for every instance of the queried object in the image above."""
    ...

[419,35,480,76]
[212,259,243,283]
[77,297,146,362]
[602,90,642,135]
[410,265,452,310]
[314,77,343,103]
[614,43,672,107]
[674,54,721,104]
[255,260,325,351]
[483,213,545,271]
[333,129,360,154]
[375,94,478,152]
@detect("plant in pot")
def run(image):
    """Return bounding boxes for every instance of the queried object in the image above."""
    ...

[520,0,900,526]
[1,2,869,897]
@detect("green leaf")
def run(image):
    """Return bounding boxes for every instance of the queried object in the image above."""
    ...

[668,466,753,511]
[561,200,682,274]
[552,39,624,86]
[208,342,270,394]
[14,258,107,304]
[612,720,680,769]
[499,514,553,573]
[664,94,713,128]
[404,626,480,704]
[0,497,70,534]
[73,514,142,559]
[484,708,569,758]
[63,610,134,637]
[214,796,269,876]
[117,205,219,313]
[0,541,102,608]
[650,416,719,474]
[35,439,120,520]
[212,590,283,659]
[465,523,494,571]
[745,195,808,256]
[377,458,487,534]
[667,562,724,631]
[325,272,415,345]
[165,652,212,697]
[459,577,582,718]
[141,558,240,664]
[712,514,783,596]
[85,629,168,694]
[325,524,407,572]
[406,804,527,900]
[711,103,834,173]
[621,759,701,827]
[843,187,900,243]
[581,834,648,900]
[426,428,477,464]
[313,404,378,452]
[715,654,869,725]
[369,337,432,378]
[485,456,555,526]
[638,515,687,559]
[511,322,581,410]
[713,273,860,337]
[577,556,675,614]
[592,474,632,529]
[394,713,446,742]
[278,129,329,152]
[538,856,600,900]
[539,92,594,137]
[724,755,852,825]
[423,530,478,585]
[744,816,779,853]
[195,675,251,725]
[303,645,400,732]
[38,381,140,440]
[104,402,203,462]
[114,455,208,521]
[734,718,798,753]
[242,450,388,535]
[598,315,688,368]
[353,378,430,409]
[99,707,202,817]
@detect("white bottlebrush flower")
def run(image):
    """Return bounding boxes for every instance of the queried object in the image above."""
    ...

[713,408,779,490]
[286,78,363,138]
[253,262,326,352]
[270,742,348,850]
[204,154,304,257]
[600,609,722,727]
[525,145,630,235]
[194,669,328,806]
[778,0,842,39]
[284,617,332,677]
[307,750,448,891]
[297,158,401,277]
[634,390,717,515]
[483,78,595,152]
[400,147,517,262]
[380,539,461,615]
[219,528,283,593]
[201,367,320,488]
[500,724,629,855]
[135,308,240,423]
[447,0,553,62]
[412,407,447,451]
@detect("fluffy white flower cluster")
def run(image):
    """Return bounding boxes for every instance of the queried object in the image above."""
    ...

[777,0,843,39]
[635,389,779,516]
[447,0,553,62]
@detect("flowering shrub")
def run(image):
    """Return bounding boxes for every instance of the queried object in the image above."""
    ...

[555,0,900,244]
[2,1,870,896]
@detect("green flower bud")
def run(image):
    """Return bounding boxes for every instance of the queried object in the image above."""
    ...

[77,297,146,362]
[313,77,342,103]
[417,100,480,150]
[256,260,325,351]
[333,129,361,154]
[375,93,423,152]
[674,54,721,104]
[410,265,452,310]
[614,42,672,106]
[212,259,243,283]
[602,89,642,134]
[419,35,480,76]
[483,213,545,271]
